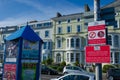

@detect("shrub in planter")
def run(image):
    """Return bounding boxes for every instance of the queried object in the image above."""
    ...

[60,61,66,67]
[102,64,116,73]
[49,65,58,70]
[57,66,64,72]
[73,61,79,66]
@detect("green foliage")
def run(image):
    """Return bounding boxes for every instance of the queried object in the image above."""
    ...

[42,60,46,65]
[73,61,79,66]
[42,58,53,65]
[49,65,58,70]
[57,66,64,72]
[60,61,66,66]
[46,58,53,65]
[67,64,71,66]
[102,64,116,73]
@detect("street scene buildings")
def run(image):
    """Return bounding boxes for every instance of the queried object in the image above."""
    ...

[0,0,120,67]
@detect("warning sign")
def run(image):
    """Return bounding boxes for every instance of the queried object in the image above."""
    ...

[89,32,96,38]
[85,45,110,63]
[88,21,106,45]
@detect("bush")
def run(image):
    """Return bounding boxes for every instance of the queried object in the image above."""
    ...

[102,64,116,73]
[73,61,79,66]
[57,66,64,72]
[49,65,58,70]
[60,61,66,66]
[46,58,53,65]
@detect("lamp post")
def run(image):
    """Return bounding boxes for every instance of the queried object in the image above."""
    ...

[94,0,102,80]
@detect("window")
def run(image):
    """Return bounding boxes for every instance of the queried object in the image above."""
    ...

[70,53,74,62]
[3,35,6,40]
[44,22,51,27]
[43,55,47,61]
[57,39,61,48]
[115,52,120,63]
[56,53,61,63]
[67,39,69,48]
[108,35,112,45]
[48,42,51,49]
[29,25,34,28]
[58,21,61,24]
[114,35,119,47]
[57,27,62,34]
[37,24,42,28]
[76,38,80,48]
[77,18,80,22]
[43,42,47,49]
[67,26,71,33]
[111,52,113,63]
[67,53,69,62]
[76,53,80,62]
[45,30,49,37]
[71,38,74,48]
[0,43,4,50]
[43,41,51,49]
[67,19,70,23]
[77,25,81,32]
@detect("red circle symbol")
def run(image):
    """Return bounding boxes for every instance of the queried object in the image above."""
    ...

[98,31,104,37]
[89,32,96,38]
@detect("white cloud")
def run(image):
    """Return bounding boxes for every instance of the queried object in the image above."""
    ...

[14,0,84,15]
[0,16,34,27]
[0,0,84,27]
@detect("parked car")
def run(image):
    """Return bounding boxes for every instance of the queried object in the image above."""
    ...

[50,73,95,80]
[63,65,94,76]
[0,63,3,79]
[106,68,120,80]
[41,65,58,75]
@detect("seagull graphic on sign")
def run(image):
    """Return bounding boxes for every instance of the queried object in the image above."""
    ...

[98,31,105,38]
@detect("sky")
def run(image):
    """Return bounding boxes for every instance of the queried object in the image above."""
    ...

[0,0,115,27]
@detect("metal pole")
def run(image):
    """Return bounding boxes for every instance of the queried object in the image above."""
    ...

[94,0,102,80]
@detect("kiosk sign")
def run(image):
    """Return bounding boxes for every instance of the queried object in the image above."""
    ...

[88,21,106,45]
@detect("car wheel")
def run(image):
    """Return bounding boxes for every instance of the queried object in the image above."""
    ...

[108,76,113,80]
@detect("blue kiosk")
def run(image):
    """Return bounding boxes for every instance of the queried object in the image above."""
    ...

[3,25,43,80]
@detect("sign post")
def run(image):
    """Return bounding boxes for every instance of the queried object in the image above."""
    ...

[85,0,110,80]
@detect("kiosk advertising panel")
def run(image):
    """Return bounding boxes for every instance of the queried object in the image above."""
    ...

[5,40,18,62]
[21,39,39,80]
[3,64,16,80]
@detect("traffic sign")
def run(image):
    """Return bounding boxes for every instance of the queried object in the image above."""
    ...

[88,21,106,45]
[85,45,110,63]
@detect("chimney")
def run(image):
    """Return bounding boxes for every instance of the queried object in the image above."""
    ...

[56,12,62,17]
[84,4,90,12]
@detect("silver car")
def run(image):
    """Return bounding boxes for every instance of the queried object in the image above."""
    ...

[50,73,95,80]
[63,66,95,76]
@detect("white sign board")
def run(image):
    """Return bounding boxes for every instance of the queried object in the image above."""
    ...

[88,21,106,45]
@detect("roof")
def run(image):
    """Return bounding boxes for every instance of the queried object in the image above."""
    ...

[102,0,120,11]
[5,25,43,42]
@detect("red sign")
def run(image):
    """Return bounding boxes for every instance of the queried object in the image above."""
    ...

[88,21,106,45]
[85,45,110,63]
[3,64,16,80]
